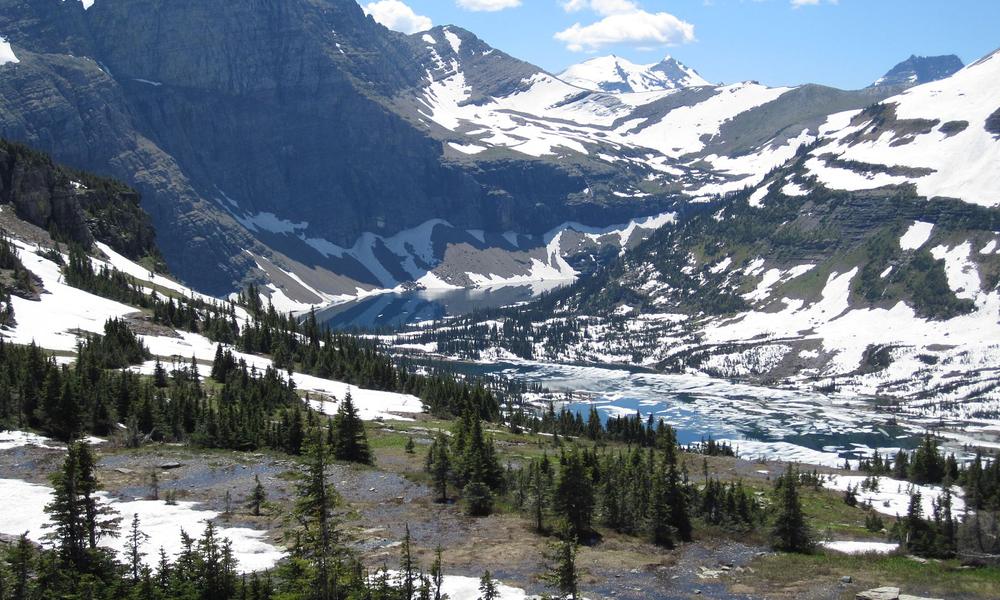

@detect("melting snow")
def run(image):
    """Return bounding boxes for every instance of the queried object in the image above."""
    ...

[822,474,965,518]
[820,541,899,555]
[930,242,980,300]
[442,28,462,54]
[899,221,934,250]
[0,479,283,572]
[0,37,19,66]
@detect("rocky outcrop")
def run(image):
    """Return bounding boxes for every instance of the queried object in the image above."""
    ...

[855,587,942,600]
[0,138,161,264]
[871,55,963,88]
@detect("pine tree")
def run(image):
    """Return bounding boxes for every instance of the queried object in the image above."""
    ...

[430,545,446,600]
[463,481,493,517]
[650,454,675,547]
[399,524,415,599]
[249,474,267,516]
[45,441,120,571]
[427,432,452,503]
[910,434,945,484]
[331,391,372,464]
[662,446,692,542]
[126,513,149,582]
[541,537,579,600]
[770,468,812,553]
[902,491,933,556]
[478,570,499,600]
[8,534,33,600]
[530,459,550,533]
[294,432,341,600]
[553,449,594,541]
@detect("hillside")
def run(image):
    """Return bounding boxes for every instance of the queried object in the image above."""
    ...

[396,50,1000,419]
[0,0,934,304]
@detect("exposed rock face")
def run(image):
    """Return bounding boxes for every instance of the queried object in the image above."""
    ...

[871,55,963,87]
[0,0,671,294]
[0,138,160,264]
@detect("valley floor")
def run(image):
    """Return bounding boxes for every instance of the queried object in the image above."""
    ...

[1,421,996,600]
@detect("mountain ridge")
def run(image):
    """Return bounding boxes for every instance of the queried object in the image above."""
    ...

[559,54,710,93]
[871,54,964,87]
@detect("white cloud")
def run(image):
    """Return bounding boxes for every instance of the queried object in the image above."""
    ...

[555,8,695,52]
[562,0,639,16]
[457,0,522,11]
[362,0,432,34]
[791,0,838,7]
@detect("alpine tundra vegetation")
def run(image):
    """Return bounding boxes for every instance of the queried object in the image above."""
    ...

[0,1,998,599]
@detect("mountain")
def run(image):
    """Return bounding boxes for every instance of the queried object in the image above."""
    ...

[0,0,670,296]
[559,55,710,93]
[0,138,162,267]
[872,54,964,87]
[411,49,1000,409]
[0,0,967,310]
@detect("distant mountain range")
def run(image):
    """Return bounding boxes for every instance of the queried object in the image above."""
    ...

[0,0,992,315]
[559,55,710,93]
[420,47,1000,407]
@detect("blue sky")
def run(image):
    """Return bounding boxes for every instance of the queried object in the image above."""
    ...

[361,0,1000,89]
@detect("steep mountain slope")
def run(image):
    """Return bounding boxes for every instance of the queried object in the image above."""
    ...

[872,54,964,87]
[0,0,670,297]
[405,50,1000,414]
[0,138,161,266]
[0,0,960,307]
[803,50,1000,207]
[559,55,710,93]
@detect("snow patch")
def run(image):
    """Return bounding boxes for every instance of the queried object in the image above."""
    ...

[0,478,283,573]
[900,221,934,250]
[0,36,19,66]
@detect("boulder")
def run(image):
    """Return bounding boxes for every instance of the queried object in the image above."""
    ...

[856,588,900,600]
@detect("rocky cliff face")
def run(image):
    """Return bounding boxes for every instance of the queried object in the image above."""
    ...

[0,0,675,295]
[0,138,161,265]
[0,1,969,300]
[872,55,964,87]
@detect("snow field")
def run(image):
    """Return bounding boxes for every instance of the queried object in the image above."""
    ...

[821,474,965,519]
[0,478,284,573]
[819,541,899,555]
[6,241,424,424]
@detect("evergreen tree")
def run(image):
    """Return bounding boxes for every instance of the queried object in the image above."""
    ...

[430,545,446,600]
[770,468,812,553]
[125,513,149,582]
[8,534,33,600]
[331,391,372,464]
[553,449,595,541]
[44,441,120,571]
[294,432,341,600]
[399,524,415,599]
[478,570,499,600]
[541,537,579,600]
[463,481,493,517]
[910,434,945,484]
[650,470,674,547]
[249,474,267,517]
[427,432,452,503]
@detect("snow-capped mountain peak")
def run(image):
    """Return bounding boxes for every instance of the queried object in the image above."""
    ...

[559,54,710,93]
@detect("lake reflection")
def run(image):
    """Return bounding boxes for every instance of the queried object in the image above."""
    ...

[316,279,570,329]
